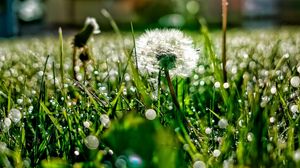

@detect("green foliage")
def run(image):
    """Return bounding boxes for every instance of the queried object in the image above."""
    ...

[0,27,300,168]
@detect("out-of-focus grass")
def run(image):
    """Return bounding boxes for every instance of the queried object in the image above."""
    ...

[0,27,300,167]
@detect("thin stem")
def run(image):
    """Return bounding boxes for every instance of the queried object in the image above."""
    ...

[72,47,78,81]
[222,0,228,82]
[164,70,180,111]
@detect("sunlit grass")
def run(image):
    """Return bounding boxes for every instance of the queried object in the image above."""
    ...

[0,27,300,167]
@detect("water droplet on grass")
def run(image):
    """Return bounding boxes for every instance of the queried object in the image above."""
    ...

[85,135,99,150]
[145,109,157,120]
[212,149,221,157]
[218,118,228,129]
[290,76,300,88]
[193,160,206,168]
[8,108,22,123]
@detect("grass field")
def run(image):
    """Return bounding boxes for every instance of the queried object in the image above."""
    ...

[1,26,300,168]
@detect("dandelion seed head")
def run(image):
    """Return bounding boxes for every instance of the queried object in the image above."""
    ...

[290,76,300,88]
[8,108,22,123]
[269,117,275,123]
[297,66,300,74]
[83,121,91,128]
[84,135,99,150]
[193,160,206,168]
[85,17,100,34]
[136,29,198,77]
[145,109,157,120]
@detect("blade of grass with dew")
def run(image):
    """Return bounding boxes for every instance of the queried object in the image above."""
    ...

[101,9,152,107]
[58,28,65,90]
[40,102,63,134]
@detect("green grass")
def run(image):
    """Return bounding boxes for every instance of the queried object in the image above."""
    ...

[1,26,300,168]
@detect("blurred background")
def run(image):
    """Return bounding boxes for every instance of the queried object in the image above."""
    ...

[1,0,300,37]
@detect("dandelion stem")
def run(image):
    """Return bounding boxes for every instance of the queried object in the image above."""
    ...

[222,0,228,82]
[164,70,180,111]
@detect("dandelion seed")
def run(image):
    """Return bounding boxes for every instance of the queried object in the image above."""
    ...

[136,29,198,77]
[193,160,206,168]
[145,109,157,120]
[218,118,228,129]
[84,135,99,150]
[100,114,110,128]
[8,108,22,123]
[212,149,221,157]
[290,76,300,88]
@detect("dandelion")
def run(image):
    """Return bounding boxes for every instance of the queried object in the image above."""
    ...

[72,17,100,80]
[136,29,198,77]
[145,109,157,120]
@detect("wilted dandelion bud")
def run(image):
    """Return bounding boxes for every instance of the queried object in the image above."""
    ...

[79,48,90,62]
[100,114,111,128]
[193,160,206,168]
[290,76,300,88]
[218,118,228,129]
[8,108,22,123]
[84,135,99,150]
[136,29,198,77]
[145,109,157,120]
[73,17,100,48]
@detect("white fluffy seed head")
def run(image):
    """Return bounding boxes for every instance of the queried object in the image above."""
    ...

[290,76,300,88]
[3,118,11,127]
[270,86,277,94]
[145,109,157,120]
[136,29,198,78]
[85,17,100,34]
